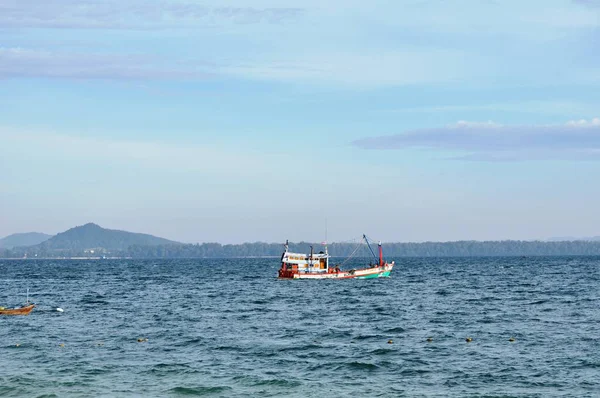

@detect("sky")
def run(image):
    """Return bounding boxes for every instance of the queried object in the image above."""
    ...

[1,0,600,244]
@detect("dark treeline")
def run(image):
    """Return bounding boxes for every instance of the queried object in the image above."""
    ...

[3,240,600,258]
[126,240,600,258]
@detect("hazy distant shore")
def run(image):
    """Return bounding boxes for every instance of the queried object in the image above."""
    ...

[3,240,600,260]
[3,223,600,259]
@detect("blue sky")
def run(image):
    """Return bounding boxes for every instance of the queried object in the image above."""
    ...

[1,0,600,243]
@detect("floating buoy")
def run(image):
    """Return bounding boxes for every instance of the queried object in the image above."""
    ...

[387,339,393,344]
[137,338,148,343]
[426,337,433,342]
[59,343,65,348]
[465,337,473,343]
[15,343,20,347]
[56,308,64,312]
[509,337,515,342]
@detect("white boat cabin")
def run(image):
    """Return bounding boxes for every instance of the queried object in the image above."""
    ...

[281,242,330,274]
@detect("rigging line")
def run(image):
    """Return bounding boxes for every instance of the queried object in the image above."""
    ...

[339,240,364,267]
[333,235,363,244]
[364,234,381,244]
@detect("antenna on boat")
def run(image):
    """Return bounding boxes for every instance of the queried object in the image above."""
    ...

[324,218,328,255]
[26,288,29,305]
[322,218,329,270]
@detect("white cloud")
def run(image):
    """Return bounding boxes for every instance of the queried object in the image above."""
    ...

[453,120,502,128]
[566,117,600,126]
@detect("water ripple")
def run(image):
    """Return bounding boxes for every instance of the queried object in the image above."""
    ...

[1,256,599,397]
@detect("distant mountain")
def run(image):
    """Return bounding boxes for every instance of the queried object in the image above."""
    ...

[29,223,179,251]
[0,232,52,249]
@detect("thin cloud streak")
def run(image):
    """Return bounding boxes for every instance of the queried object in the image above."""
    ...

[2,2,598,88]
[0,48,213,80]
[220,49,474,87]
[0,0,303,30]
[0,127,267,175]
[0,47,471,86]
[572,0,600,8]
[374,101,600,117]
[353,119,600,161]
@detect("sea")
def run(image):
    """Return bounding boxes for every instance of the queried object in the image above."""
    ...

[1,256,599,397]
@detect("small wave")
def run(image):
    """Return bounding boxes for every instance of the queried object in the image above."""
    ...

[405,358,430,366]
[80,293,109,305]
[173,337,203,346]
[320,329,353,339]
[574,359,600,369]
[369,348,394,356]
[0,386,22,396]
[252,379,301,387]
[152,363,192,370]
[528,299,549,305]
[384,327,405,333]
[214,345,241,351]
[168,386,232,396]
[373,306,391,314]
[341,361,379,371]
[279,343,321,352]
[399,368,430,376]
[232,375,301,388]
[84,367,112,376]
[352,334,380,341]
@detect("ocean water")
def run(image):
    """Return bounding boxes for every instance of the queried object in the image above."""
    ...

[0,256,599,397]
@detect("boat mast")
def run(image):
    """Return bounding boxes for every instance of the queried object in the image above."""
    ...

[378,241,383,266]
[280,240,289,267]
[325,218,329,269]
[363,234,378,264]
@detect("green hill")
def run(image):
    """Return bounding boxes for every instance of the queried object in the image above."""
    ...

[32,223,179,251]
[0,232,51,249]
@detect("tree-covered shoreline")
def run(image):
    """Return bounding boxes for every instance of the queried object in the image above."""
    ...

[3,240,600,259]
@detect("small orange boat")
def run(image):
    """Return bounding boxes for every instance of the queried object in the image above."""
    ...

[0,304,35,316]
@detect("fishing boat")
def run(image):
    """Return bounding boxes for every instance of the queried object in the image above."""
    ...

[0,304,35,316]
[1,289,35,315]
[278,235,394,279]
